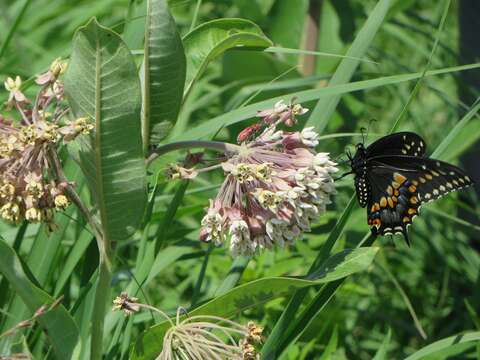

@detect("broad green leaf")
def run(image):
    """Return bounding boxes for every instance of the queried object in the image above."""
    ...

[306,0,392,133]
[404,332,480,360]
[64,18,147,242]
[170,62,480,142]
[0,238,79,360]
[132,247,379,360]
[182,18,273,97]
[142,0,186,148]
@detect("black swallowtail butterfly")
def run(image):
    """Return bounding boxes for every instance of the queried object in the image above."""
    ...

[348,132,473,245]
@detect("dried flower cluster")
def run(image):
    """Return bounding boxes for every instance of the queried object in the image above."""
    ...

[112,292,141,316]
[1,59,93,229]
[199,99,338,256]
[112,292,263,360]
[0,296,63,339]
[158,313,262,360]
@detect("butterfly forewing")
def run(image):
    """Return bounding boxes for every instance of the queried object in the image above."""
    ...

[366,132,427,158]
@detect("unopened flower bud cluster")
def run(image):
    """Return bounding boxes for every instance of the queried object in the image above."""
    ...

[1,59,94,228]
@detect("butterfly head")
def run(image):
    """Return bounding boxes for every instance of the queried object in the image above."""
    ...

[350,142,367,175]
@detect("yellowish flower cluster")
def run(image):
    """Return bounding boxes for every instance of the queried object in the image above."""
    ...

[0,58,94,229]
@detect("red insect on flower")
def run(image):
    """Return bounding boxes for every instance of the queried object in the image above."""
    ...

[237,124,262,144]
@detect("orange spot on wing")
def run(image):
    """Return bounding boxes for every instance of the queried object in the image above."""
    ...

[380,197,387,208]
[394,173,407,184]
[387,197,394,208]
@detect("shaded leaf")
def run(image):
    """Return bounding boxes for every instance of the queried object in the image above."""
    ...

[142,0,186,146]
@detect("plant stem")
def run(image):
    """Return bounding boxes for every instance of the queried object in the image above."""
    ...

[46,146,111,359]
[91,256,112,360]
[146,140,241,166]
[46,147,103,243]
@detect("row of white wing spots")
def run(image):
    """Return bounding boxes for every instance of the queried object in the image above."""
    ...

[418,162,472,203]
[401,134,425,156]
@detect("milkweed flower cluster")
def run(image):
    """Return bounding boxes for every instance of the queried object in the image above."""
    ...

[112,292,263,360]
[0,59,93,229]
[198,99,338,256]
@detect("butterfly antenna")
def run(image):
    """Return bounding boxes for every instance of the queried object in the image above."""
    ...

[334,171,353,181]
[360,127,367,145]
[365,118,377,143]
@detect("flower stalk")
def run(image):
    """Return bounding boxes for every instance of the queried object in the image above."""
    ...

[146,140,241,166]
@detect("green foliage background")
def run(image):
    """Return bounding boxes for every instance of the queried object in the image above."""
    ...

[0,0,479,359]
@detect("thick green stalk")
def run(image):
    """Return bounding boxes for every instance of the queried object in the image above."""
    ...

[91,255,112,360]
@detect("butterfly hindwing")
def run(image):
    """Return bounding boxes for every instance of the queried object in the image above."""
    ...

[366,132,427,158]
[365,167,420,244]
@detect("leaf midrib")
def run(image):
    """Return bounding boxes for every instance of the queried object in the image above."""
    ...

[94,25,109,247]
[142,0,152,152]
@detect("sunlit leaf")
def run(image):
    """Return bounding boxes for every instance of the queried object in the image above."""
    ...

[183,18,273,97]
[65,18,147,242]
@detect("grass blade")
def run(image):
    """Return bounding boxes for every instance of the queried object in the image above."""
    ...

[404,332,480,360]
[0,0,32,60]
[306,0,392,133]
[171,62,480,142]
[0,238,79,359]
